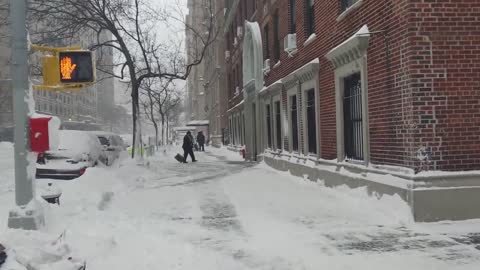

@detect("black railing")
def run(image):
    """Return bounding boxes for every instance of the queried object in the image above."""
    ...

[343,73,363,161]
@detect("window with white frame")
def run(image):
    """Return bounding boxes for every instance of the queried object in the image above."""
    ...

[325,25,370,164]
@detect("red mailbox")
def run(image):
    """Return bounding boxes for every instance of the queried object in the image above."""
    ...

[30,117,52,153]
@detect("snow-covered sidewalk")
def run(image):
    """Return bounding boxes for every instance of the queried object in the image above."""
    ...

[1,143,480,269]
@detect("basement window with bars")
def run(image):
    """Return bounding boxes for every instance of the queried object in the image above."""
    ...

[341,0,359,11]
[266,104,273,148]
[275,101,282,150]
[306,89,317,154]
[343,73,364,161]
[290,95,299,152]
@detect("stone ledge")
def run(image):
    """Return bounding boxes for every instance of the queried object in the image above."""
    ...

[263,155,480,222]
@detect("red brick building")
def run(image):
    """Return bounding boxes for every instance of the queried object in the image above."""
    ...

[223,0,480,221]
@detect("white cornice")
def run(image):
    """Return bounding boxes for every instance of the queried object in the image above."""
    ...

[325,25,371,69]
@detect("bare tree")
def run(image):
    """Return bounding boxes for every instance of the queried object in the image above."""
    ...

[140,77,175,149]
[29,0,222,157]
[152,83,181,146]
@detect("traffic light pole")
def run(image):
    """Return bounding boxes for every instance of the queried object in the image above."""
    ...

[7,0,44,230]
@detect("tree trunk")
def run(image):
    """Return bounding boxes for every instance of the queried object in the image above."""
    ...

[131,94,137,158]
[161,117,165,146]
[166,116,169,144]
[154,122,159,150]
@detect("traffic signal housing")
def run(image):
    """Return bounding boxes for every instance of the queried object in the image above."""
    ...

[32,45,96,91]
[59,51,95,83]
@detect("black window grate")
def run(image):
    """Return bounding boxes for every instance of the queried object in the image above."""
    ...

[266,105,272,148]
[306,89,317,154]
[343,73,363,161]
[290,95,299,152]
[275,101,282,150]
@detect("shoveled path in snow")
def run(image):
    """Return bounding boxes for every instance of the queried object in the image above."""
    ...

[2,146,480,269]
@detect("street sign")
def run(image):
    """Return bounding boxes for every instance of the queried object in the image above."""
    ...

[59,51,94,83]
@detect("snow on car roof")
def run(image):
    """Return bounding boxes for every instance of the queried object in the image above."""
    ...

[57,130,101,156]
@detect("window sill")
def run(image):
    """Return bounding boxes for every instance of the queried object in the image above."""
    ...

[303,33,317,47]
[273,61,281,69]
[250,10,258,22]
[337,0,364,22]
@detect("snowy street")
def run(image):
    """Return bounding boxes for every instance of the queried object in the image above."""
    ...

[1,144,480,269]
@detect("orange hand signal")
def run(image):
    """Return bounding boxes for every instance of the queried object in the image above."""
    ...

[60,56,77,80]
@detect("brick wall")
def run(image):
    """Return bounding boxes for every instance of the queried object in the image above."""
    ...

[262,0,480,172]
[263,0,414,168]
[407,0,480,171]
[229,0,480,172]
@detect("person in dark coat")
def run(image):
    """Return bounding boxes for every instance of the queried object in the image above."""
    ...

[182,131,197,163]
[196,131,206,152]
[0,243,6,267]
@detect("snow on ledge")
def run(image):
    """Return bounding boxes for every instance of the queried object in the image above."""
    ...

[325,25,370,68]
[303,33,317,47]
[186,120,210,126]
[259,79,283,96]
[273,60,281,69]
[337,0,364,22]
[263,150,480,190]
[227,100,245,113]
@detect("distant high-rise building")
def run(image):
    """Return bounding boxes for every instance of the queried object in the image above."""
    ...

[185,0,228,146]
[0,1,115,131]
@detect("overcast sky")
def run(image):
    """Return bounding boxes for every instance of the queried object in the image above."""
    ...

[114,0,189,106]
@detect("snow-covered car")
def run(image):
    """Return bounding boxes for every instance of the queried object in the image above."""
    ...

[91,132,125,166]
[36,130,102,180]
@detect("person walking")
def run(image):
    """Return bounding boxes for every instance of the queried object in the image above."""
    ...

[197,131,206,152]
[182,131,197,163]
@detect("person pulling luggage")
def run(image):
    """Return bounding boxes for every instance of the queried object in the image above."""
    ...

[182,131,197,163]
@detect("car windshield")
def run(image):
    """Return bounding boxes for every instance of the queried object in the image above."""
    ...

[97,136,109,146]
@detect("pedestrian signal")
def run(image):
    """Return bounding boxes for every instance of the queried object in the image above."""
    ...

[58,51,94,83]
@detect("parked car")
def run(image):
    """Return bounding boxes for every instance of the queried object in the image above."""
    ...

[36,130,102,180]
[91,132,125,166]
[0,126,14,142]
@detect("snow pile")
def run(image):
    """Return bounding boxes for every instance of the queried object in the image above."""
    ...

[0,142,14,229]
[1,144,480,269]
[1,230,85,270]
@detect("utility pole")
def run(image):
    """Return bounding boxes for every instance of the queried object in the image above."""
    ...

[7,0,44,230]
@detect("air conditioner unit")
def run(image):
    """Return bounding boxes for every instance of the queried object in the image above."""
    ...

[263,59,271,74]
[233,37,238,47]
[237,26,243,38]
[284,33,297,53]
[225,50,230,60]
